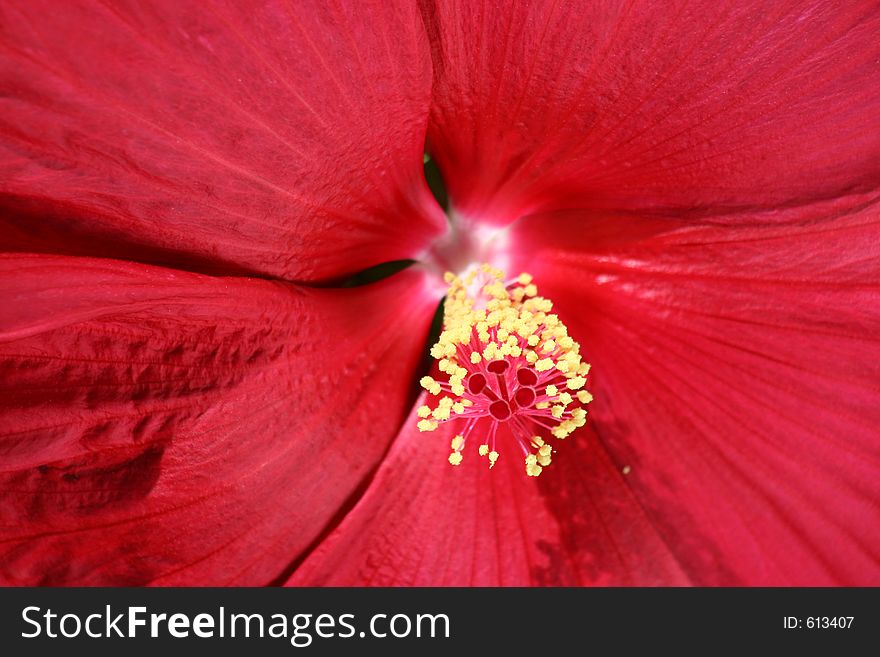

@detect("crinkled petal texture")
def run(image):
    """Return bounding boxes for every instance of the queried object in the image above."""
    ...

[495,196,880,585]
[289,401,690,586]
[0,0,443,281]
[423,0,880,223]
[0,255,436,585]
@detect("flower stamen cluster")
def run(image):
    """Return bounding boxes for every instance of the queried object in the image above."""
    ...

[418,264,592,476]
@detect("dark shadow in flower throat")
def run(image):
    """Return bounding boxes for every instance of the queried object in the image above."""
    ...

[423,152,449,213]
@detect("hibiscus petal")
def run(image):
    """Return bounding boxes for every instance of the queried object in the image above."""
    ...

[288,398,690,586]
[502,197,880,584]
[0,254,438,584]
[422,0,880,223]
[0,0,443,280]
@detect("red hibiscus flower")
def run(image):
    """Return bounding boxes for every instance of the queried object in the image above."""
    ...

[1,0,878,586]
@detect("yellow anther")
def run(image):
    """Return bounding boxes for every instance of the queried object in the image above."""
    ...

[451,435,464,451]
[535,402,550,409]
[420,376,442,395]
[417,419,438,432]
[545,384,558,397]
[452,402,465,414]
[551,405,565,418]
[535,358,554,372]
[558,336,575,349]
[566,376,586,390]
[524,284,537,297]
[432,405,451,420]
[470,351,482,364]
[527,334,540,347]
[577,390,593,404]
[542,340,557,353]
[448,452,463,466]
[417,405,432,418]
[557,392,573,405]
[488,451,499,468]
[530,436,545,448]
[478,444,489,456]
[517,273,533,285]
[525,454,542,477]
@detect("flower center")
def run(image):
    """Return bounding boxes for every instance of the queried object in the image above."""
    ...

[417,264,592,476]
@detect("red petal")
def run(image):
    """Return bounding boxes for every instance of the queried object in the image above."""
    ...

[423,1,880,223]
[503,197,880,584]
[0,1,443,280]
[0,255,438,584]
[288,399,690,586]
